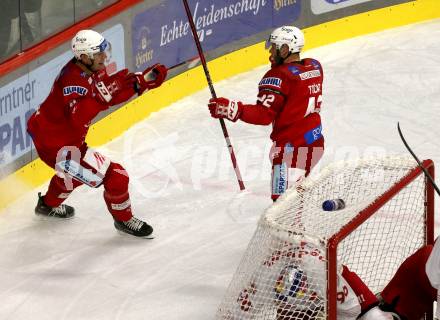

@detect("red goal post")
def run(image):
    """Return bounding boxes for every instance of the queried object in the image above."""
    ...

[216,157,435,320]
[327,158,435,320]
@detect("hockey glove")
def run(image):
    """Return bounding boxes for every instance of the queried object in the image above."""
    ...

[208,97,242,122]
[93,69,136,104]
[134,63,168,95]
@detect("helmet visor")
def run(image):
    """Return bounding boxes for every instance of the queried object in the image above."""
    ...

[265,36,273,49]
[98,39,109,52]
[92,39,112,63]
[102,40,112,64]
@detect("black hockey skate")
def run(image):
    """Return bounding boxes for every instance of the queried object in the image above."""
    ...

[114,216,153,238]
[35,192,75,219]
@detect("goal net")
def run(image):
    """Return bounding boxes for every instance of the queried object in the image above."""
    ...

[216,156,434,320]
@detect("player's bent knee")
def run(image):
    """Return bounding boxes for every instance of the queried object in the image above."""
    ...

[103,162,130,194]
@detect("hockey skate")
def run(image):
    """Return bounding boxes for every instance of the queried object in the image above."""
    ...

[114,216,153,238]
[35,192,75,219]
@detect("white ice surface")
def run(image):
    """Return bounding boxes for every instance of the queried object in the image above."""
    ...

[1,19,440,320]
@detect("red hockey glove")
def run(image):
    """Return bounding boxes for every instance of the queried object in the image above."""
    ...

[208,97,242,122]
[93,69,136,104]
[134,63,168,95]
[111,69,138,90]
[123,72,138,90]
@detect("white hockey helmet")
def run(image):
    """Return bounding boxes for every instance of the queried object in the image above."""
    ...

[272,241,327,310]
[266,26,305,54]
[71,29,110,59]
[274,265,309,303]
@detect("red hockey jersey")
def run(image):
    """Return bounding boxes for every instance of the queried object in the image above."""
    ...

[27,59,135,157]
[240,58,324,146]
[381,240,438,319]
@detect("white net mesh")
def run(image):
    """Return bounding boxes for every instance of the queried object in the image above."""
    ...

[216,156,428,320]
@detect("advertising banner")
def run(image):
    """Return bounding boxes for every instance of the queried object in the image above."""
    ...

[132,0,302,72]
[310,0,414,15]
[0,24,126,170]
[311,0,374,14]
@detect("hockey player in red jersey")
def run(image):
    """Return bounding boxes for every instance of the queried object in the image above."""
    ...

[268,241,438,320]
[341,238,439,320]
[333,265,395,320]
[377,238,439,320]
[325,239,440,320]
[208,26,324,200]
[27,29,167,238]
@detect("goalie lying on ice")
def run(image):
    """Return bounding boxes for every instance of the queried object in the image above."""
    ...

[224,237,439,319]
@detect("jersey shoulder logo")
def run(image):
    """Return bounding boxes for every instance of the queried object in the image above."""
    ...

[259,77,282,88]
[288,66,300,75]
[63,86,88,96]
[310,59,321,69]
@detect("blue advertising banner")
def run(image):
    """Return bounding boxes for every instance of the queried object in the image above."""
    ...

[311,0,374,14]
[132,0,302,72]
